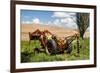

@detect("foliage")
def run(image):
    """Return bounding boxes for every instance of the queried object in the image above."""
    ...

[76,13,89,39]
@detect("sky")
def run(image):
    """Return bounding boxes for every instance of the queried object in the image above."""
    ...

[21,10,77,29]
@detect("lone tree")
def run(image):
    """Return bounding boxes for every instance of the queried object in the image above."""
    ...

[76,13,89,39]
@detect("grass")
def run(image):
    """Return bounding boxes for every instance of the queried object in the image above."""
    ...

[21,38,90,63]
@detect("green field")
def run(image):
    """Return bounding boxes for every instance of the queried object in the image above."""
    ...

[21,38,89,63]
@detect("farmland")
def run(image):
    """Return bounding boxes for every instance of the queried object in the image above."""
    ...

[21,24,90,63]
[21,24,79,41]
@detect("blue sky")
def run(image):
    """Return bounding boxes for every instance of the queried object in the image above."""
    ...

[21,10,55,24]
[21,10,77,29]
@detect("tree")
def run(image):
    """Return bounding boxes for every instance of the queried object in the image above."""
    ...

[76,13,89,39]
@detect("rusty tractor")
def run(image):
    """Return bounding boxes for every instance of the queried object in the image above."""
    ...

[29,29,80,55]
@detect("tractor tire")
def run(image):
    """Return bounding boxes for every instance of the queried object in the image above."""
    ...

[66,43,72,54]
[45,39,58,55]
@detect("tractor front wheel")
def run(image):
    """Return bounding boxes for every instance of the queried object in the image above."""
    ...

[45,39,58,55]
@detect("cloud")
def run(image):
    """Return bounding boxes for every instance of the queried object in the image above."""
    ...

[53,19,60,25]
[21,18,41,24]
[52,12,76,18]
[45,17,77,29]
[21,12,77,29]
[52,12,68,18]
[47,21,52,25]
[60,18,68,23]
[46,19,62,27]
[51,12,77,29]
[22,21,32,24]
[61,18,74,23]
[32,18,40,24]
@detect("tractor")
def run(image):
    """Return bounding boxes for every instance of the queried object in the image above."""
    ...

[29,29,80,55]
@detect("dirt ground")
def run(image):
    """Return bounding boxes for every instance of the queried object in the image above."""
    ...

[21,24,89,41]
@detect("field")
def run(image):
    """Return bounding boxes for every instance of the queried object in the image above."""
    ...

[21,24,90,63]
[21,24,80,40]
[21,38,89,62]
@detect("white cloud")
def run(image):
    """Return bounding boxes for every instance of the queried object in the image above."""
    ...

[51,12,77,29]
[32,18,40,24]
[21,21,32,24]
[60,17,76,24]
[21,18,41,24]
[45,17,77,29]
[47,21,52,25]
[53,19,60,24]
[61,18,68,23]
[52,12,76,18]
[53,19,62,27]
[52,12,68,18]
